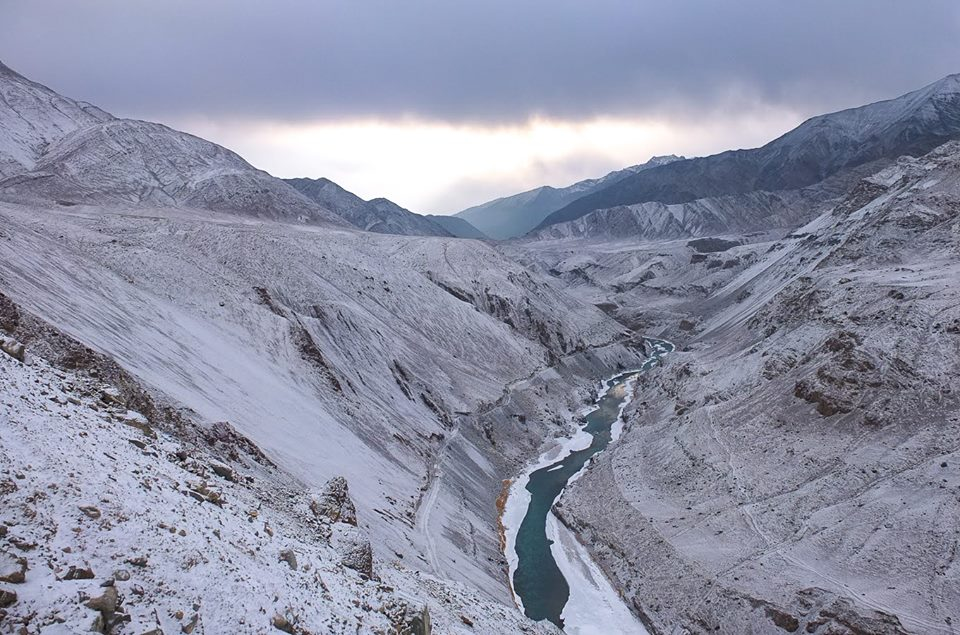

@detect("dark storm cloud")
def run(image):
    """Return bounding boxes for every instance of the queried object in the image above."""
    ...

[3,0,959,124]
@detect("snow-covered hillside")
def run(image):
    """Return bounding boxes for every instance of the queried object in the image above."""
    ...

[0,62,344,226]
[3,119,345,224]
[529,190,813,241]
[0,196,642,602]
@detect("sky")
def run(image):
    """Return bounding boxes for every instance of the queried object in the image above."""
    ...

[3,1,959,213]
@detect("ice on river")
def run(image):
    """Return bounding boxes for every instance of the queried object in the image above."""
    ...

[548,513,649,634]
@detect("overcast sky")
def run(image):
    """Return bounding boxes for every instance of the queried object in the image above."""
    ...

[4,1,959,212]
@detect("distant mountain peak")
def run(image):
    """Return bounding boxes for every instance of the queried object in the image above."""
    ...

[928,72,960,93]
[454,154,685,239]
[648,154,683,164]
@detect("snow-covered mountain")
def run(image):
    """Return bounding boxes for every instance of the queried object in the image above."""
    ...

[454,155,682,239]
[537,73,960,233]
[361,198,455,237]
[283,176,368,218]
[530,190,810,241]
[0,61,112,179]
[0,62,345,225]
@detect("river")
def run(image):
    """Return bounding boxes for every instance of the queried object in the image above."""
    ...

[503,338,674,632]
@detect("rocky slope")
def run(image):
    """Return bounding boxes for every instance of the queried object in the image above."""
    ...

[550,141,960,634]
[536,73,960,234]
[454,155,682,239]
[0,196,644,605]
[529,190,813,242]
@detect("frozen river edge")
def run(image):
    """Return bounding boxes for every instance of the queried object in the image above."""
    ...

[501,339,673,633]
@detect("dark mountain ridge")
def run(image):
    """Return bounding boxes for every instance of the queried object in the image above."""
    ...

[286,177,484,238]
[536,73,960,231]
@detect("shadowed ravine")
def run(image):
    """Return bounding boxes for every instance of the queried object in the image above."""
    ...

[512,338,674,629]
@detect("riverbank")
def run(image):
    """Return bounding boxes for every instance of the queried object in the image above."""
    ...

[501,339,672,631]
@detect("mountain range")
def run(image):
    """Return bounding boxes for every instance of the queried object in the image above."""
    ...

[0,60,483,240]
[2,57,960,635]
[529,73,960,237]
[451,73,960,242]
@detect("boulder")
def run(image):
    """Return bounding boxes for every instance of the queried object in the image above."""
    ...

[79,505,102,519]
[0,551,27,584]
[85,586,118,613]
[310,476,357,526]
[0,589,16,608]
[0,337,24,362]
[408,605,432,635]
[64,565,96,580]
[331,524,373,578]
[279,549,298,571]
[211,463,236,482]
[271,614,296,633]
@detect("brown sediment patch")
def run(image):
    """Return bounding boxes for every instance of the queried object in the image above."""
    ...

[495,478,512,553]
[495,477,518,606]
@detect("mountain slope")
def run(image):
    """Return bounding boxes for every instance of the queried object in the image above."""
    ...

[538,73,960,230]
[530,190,810,241]
[454,155,682,239]
[0,195,641,612]
[287,177,456,237]
[0,340,557,635]
[284,176,368,218]
[363,197,454,237]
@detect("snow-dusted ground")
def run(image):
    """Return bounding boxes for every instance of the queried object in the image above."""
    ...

[0,340,558,634]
